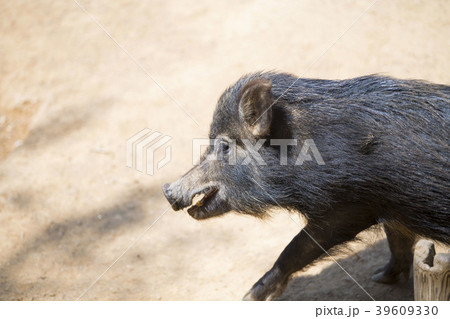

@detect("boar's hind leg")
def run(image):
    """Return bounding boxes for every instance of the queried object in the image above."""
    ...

[371,223,416,284]
[243,212,377,301]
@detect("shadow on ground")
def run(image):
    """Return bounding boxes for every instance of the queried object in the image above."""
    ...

[0,186,161,300]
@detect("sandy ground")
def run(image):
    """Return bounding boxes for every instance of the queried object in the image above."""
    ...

[0,0,449,301]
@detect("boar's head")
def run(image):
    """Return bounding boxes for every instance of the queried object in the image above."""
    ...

[163,75,295,220]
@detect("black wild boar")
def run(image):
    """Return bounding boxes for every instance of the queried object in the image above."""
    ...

[163,72,450,300]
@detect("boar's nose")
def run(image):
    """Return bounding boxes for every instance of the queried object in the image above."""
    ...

[163,183,181,211]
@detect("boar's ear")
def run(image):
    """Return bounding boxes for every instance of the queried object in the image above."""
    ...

[238,78,274,137]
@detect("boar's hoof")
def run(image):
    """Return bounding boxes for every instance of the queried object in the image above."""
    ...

[242,267,288,301]
[371,262,409,284]
[371,270,398,284]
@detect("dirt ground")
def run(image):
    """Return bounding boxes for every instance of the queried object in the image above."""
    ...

[0,0,449,301]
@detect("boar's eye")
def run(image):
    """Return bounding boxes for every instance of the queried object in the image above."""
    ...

[217,141,230,155]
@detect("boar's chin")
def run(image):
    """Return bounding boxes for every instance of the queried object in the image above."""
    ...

[187,206,227,220]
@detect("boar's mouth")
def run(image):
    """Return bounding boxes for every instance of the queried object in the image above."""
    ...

[186,186,219,218]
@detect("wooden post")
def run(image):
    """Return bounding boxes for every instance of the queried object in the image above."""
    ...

[414,239,450,301]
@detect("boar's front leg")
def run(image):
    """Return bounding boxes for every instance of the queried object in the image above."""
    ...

[243,210,377,301]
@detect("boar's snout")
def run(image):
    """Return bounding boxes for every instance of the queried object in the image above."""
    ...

[163,183,181,211]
